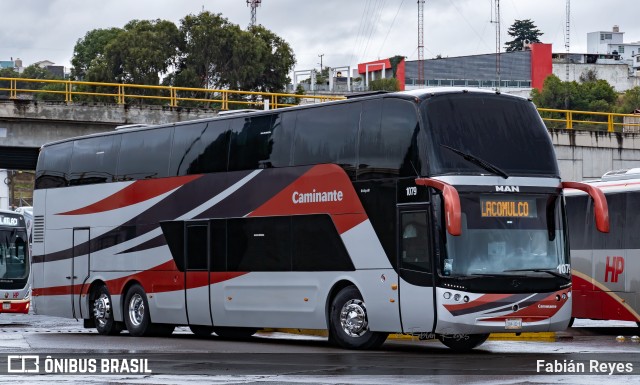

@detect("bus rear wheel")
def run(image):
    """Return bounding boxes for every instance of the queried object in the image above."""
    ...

[437,333,489,351]
[91,285,122,335]
[124,284,154,337]
[329,285,388,350]
[213,327,258,339]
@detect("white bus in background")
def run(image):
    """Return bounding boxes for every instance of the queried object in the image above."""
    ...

[14,206,33,243]
[0,210,31,314]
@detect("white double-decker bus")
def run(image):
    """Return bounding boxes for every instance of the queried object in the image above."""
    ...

[0,210,31,314]
[32,89,607,350]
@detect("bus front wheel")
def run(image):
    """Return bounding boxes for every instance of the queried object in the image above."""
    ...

[124,284,153,337]
[328,285,388,350]
[91,285,122,335]
[437,333,489,351]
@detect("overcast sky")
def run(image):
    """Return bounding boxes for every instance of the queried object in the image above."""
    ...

[2,0,638,75]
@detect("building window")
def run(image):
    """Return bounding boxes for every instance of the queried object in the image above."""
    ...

[619,46,625,53]
[601,33,612,40]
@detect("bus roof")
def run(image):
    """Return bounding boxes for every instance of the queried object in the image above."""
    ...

[40,88,528,149]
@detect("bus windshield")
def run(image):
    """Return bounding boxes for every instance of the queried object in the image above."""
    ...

[0,229,29,280]
[441,194,568,278]
[421,93,559,177]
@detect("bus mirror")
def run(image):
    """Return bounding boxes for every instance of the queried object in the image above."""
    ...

[562,181,610,233]
[415,178,461,236]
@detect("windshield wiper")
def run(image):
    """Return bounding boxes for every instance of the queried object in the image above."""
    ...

[502,268,567,279]
[440,144,509,179]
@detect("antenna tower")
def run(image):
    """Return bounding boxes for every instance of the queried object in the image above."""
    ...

[417,0,425,86]
[247,0,262,27]
[565,0,570,81]
[491,0,501,89]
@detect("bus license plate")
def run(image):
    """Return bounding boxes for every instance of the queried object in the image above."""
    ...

[2,303,10,310]
[505,318,522,330]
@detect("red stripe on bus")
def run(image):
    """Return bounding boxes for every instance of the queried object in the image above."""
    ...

[57,175,202,215]
[572,274,639,322]
[248,164,367,234]
[482,292,565,320]
[32,261,247,297]
[443,293,516,313]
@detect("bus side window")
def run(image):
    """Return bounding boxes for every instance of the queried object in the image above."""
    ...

[400,211,431,273]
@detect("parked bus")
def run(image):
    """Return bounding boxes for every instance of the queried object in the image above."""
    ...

[31,88,608,350]
[0,210,30,314]
[566,168,640,325]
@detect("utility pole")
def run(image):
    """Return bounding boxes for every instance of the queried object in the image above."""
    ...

[565,0,571,109]
[247,0,262,28]
[491,0,501,90]
[417,0,425,86]
[318,54,324,71]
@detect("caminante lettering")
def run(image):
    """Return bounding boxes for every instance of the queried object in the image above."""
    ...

[292,189,344,204]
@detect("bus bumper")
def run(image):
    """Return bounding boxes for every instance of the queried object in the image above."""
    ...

[0,298,30,314]
[434,287,572,335]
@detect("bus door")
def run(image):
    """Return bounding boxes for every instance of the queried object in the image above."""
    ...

[397,205,437,334]
[184,222,213,327]
[71,228,90,320]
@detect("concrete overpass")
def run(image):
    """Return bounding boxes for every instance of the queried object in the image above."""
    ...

[0,99,219,170]
[1,98,640,180]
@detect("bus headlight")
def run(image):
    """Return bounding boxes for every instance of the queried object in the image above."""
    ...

[453,294,461,302]
[443,292,451,299]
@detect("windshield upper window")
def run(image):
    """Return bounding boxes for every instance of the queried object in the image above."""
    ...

[440,194,568,277]
[421,93,558,177]
[0,230,29,280]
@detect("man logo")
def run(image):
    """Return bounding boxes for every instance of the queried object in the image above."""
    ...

[496,186,520,192]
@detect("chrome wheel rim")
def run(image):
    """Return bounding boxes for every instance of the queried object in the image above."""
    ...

[128,293,144,327]
[339,299,368,337]
[93,293,111,327]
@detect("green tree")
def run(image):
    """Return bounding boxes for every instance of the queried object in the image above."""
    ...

[505,19,543,52]
[244,25,296,93]
[618,87,640,113]
[369,78,399,91]
[71,28,123,81]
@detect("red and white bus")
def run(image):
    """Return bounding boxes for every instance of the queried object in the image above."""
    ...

[566,169,640,325]
[0,210,31,314]
[32,89,607,350]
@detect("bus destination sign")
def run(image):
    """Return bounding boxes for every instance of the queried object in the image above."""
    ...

[480,197,537,218]
[0,215,20,226]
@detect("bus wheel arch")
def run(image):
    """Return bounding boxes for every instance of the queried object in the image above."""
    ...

[327,283,388,349]
[88,281,122,335]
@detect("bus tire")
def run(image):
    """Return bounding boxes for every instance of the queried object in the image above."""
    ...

[328,285,388,350]
[438,333,489,351]
[123,284,153,337]
[213,327,258,339]
[91,285,122,335]
[190,325,215,337]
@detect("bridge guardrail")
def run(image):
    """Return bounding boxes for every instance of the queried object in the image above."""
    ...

[0,77,345,110]
[2,77,640,132]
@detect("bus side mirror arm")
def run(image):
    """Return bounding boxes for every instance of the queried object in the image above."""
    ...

[562,181,610,233]
[415,178,462,236]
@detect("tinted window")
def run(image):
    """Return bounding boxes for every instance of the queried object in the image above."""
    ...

[169,120,229,176]
[423,94,559,177]
[358,98,419,180]
[210,219,227,272]
[170,121,230,175]
[590,192,624,250]
[400,211,431,273]
[35,141,73,189]
[292,215,354,271]
[229,114,276,171]
[355,180,397,267]
[268,111,295,167]
[566,195,591,250]
[626,192,640,249]
[293,103,360,178]
[117,127,172,180]
[186,224,208,270]
[227,217,291,271]
[69,135,120,186]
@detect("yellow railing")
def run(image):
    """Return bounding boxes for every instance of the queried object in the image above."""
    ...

[2,77,640,132]
[0,77,345,109]
[537,108,640,133]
